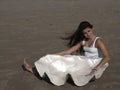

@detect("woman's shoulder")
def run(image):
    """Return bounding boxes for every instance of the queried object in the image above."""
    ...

[96,37,103,42]
[96,37,105,47]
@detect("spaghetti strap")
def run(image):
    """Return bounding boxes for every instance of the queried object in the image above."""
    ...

[92,37,100,47]
[82,40,85,46]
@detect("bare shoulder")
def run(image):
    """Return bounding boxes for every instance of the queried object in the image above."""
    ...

[96,37,106,48]
[96,37,104,43]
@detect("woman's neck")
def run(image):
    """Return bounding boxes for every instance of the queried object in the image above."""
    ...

[88,35,96,41]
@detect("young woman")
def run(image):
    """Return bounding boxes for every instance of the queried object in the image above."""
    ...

[23,21,110,86]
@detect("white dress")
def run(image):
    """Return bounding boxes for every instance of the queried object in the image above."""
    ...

[34,37,109,86]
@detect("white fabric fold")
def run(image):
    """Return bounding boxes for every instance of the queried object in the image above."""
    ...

[34,54,108,86]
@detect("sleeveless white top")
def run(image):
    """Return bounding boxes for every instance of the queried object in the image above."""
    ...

[83,37,102,58]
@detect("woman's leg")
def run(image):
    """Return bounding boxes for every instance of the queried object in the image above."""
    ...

[23,58,40,77]
[23,58,34,73]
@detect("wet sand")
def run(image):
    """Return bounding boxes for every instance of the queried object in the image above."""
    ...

[0,0,120,90]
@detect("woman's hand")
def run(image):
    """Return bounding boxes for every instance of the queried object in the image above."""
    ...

[85,68,97,76]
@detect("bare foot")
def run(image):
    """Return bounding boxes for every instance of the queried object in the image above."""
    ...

[23,58,33,73]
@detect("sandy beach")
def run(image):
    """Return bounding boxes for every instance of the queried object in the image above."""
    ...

[0,0,120,90]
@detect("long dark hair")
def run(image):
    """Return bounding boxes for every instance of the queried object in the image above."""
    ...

[63,21,93,54]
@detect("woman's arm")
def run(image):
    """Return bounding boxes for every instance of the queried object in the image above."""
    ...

[55,42,82,55]
[86,38,110,76]
[94,38,110,70]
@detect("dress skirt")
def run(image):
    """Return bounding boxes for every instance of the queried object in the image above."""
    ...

[34,54,108,86]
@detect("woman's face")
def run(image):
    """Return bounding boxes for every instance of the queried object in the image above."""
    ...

[83,28,94,39]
